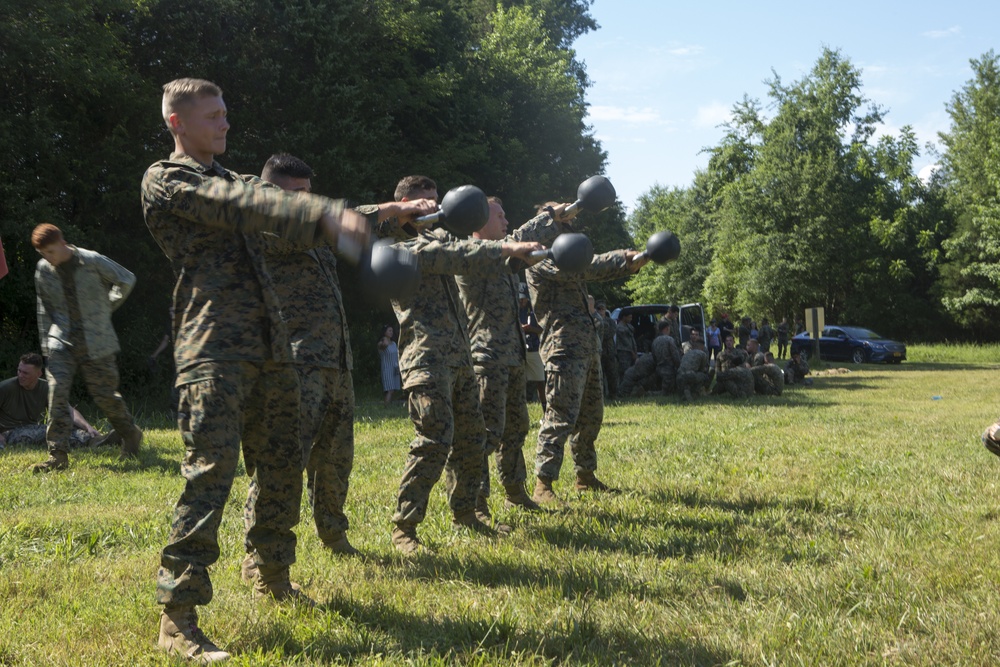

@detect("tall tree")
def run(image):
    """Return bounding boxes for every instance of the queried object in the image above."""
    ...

[938,51,1000,337]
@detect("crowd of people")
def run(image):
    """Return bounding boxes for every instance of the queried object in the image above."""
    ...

[0,78,653,663]
[602,309,813,401]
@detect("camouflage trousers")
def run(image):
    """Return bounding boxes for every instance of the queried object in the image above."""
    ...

[474,362,530,499]
[1,423,91,449]
[393,365,486,527]
[601,353,618,399]
[751,364,784,396]
[45,349,134,455]
[536,351,603,481]
[157,361,301,608]
[712,367,754,398]
[676,370,711,397]
[620,354,658,397]
[244,366,355,548]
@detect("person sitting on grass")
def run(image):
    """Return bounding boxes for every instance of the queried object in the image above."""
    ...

[0,352,109,450]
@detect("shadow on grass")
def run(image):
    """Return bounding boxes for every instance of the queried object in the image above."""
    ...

[238,589,735,666]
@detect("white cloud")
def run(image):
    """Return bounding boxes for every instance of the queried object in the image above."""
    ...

[587,105,663,124]
[693,102,731,129]
[918,164,940,185]
[922,25,960,39]
[664,45,705,57]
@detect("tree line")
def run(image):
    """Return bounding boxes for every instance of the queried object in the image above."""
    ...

[627,48,1000,344]
[0,0,633,405]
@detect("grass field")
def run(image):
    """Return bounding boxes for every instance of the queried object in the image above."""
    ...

[2,344,1000,666]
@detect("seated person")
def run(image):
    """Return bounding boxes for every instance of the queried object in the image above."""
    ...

[712,334,754,398]
[676,338,711,402]
[784,350,811,385]
[0,353,105,449]
[619,352,659,397]
[651,319,681,393]
[747,339,784,396]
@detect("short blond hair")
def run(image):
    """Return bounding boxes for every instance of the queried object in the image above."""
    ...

[161,78,222,130]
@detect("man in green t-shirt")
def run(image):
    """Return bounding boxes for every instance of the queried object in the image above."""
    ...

[0,353,102,449]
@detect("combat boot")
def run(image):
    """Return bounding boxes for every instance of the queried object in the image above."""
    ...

[475,493,492,523]
[253,563,315,607]
[985,420,1000,457]
[119,424,143,460]
[31,450,69,474]
[86,430,121,448]
[452,510,497,536]
[503,482,541,512]
[391,523,430,556]
[158,606,230,664]
[532,476,559,505]
[575,471,620,494]
[240,553,257,583]
[323,532,360,556]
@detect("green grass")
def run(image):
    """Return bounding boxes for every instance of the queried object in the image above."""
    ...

[2,344,1000,665]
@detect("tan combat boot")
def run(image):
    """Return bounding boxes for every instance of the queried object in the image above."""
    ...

[452,510,497,535]
[31,450,69,474]
[475,493,492,523]
[575,470,620,494]
[253,563,315,607]
[391,523,430,556]
[119,424,143,460]
[240,553,257,583]
[158,606,231,664]
[324,532,360,556]
[532,476,559,505]
[503,482,541,512]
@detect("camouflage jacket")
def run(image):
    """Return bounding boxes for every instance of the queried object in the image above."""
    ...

[616,322,637,355]
[35,246,135,359]
[678,347,710,374]
[651,333,681,371]
[526,249,634,363]
[717,347,749,372]
[390,227,505,385]
[141,152,345,373]
[600,314,617,357]
[456,212,562,368]
[749,351,768,367]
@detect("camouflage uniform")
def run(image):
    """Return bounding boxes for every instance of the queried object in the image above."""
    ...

[712,347,754,398]
[600,313,618,399]
[456,213,561,502]
[651,333,681,393]
[784,357,811,385]
[676,347,711,400]
[387,227,508,528]
[616,320,637,382]
[242,234,356,551]
[35,246,138,456]
[526,249,636,481]
[142,152,346,608]
[618,352,659,397]
[749,351,784,396]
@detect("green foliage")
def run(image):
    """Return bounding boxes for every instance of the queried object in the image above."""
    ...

[0,0,621,398]
[938,50,1000,336]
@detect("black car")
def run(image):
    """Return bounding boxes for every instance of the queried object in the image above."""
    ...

[790,325,906,364]
[611,303,705,352]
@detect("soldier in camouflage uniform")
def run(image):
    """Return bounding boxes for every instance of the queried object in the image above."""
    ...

[676,339,712,401]
[595,302,618,400]
[30,224,143,472]
[712,334,754,399]
[615,312,637,383]
[456,196,574,517]
[651,319,681,393]
[784,350,811,385]
[379,176,544,554]
[240,155,434,574]
[143,79,372,663]
[618,352,659,397]
[747,339,784,396]
[527,238,649,503]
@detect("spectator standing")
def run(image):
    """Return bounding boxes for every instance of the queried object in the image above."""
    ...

[758,318,774,354]
[378,325,401,406]
[615,312,637,382]
[705,319,722,363]
[776,317,790,359]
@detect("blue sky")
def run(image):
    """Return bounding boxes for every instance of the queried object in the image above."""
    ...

[573,1,1000,212]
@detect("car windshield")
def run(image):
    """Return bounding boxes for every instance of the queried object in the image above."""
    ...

[841,326,882,340]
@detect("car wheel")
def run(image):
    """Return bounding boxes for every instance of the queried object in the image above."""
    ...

[851,348,865,364]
